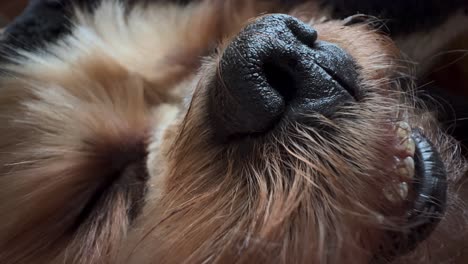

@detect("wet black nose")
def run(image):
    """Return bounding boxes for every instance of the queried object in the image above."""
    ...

[209,14,360,140]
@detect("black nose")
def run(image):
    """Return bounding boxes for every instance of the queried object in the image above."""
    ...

[209,14,360,140]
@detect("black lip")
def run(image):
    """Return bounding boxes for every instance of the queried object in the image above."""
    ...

[376,129,448,261]
[308,41,361,101]
[403,129,448,249]
[313,59,360,101]
[283,41,362,121]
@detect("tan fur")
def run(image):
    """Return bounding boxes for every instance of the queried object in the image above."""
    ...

[0,0,466,263]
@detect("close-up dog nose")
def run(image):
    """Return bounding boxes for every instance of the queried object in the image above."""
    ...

[209,14,360,140]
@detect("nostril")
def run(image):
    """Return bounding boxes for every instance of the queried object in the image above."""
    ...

[263,60,298,103]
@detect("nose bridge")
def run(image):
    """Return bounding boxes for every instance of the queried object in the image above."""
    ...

[225,14,318,65]
[239,14,317,45]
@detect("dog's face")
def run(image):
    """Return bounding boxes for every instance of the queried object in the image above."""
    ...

[0,1,467,263]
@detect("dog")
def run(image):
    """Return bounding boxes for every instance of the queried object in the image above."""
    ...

[0,0,467,263]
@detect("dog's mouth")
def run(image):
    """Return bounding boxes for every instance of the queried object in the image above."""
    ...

[378,122,448,259]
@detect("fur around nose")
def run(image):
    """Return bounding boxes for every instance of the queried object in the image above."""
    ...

[209,14,358,141]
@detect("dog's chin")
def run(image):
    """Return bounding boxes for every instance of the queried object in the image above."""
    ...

[223,105,449,260]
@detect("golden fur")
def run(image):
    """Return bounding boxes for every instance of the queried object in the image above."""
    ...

[0,0,466,263]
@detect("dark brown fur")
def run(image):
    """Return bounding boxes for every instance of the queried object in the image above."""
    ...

[0,1,466,263]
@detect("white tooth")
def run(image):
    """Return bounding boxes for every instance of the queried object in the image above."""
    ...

[395,122,416,156]
[403,157,415,179]
[398,182,409,199]
[384,181,409,202]
[405,138,416,156]
[397,156,415,180]
[396,137,416,157]
[396,122,411,140]
[383,186,397,202]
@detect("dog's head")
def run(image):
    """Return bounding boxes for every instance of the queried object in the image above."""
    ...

[0,1,467,263]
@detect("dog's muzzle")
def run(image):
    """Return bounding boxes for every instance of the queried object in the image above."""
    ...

[207,14,448,261]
